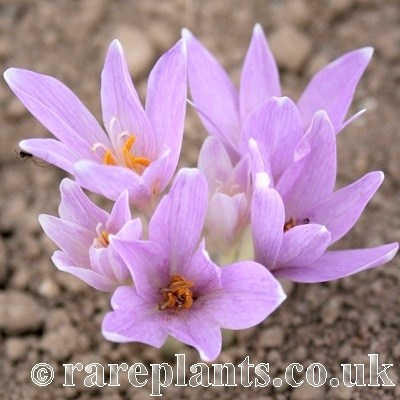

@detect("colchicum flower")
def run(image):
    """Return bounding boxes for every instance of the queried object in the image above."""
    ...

[39,179,142,292]
[4,39,187,211]
[249,111,398,282]
[183,24,372,162]
[102,168,285,361]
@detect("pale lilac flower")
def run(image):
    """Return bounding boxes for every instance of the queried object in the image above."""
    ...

[249,111,398,282]
[198,136,251,255]
[39,179,142,292]
[102,168,285,361]
[4,39,187,211]
[183,24,372,161]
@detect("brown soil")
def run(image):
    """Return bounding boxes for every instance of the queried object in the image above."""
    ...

[0,0,399,399]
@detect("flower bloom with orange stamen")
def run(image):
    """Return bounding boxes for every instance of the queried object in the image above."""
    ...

[4,39,187,211]
[39,179,142,292]
[102,168,285,361]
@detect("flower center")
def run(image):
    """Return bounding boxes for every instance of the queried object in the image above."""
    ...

[284,217,310,232]
[159,275,195,311]
[92,134,150,174]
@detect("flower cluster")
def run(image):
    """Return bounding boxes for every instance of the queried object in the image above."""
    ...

[4,25,398,361]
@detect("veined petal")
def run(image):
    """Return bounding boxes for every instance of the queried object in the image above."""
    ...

[102,288,167,346]
[276,224,331,268]
[297,47,373,132]
[106,190,131,233]
[74,160,151,209]
[248,139,272,184]
[39,214,93,265]
[101,40,156,158]
[282,111,336,217]
[180,240,222,294]
[167,308,222,362]
[52,250,116,292]
[19,138,79,175]
[310,171,384,244]
[240,24,281,121]
[198,136,233,194]
[275,243,399,283]
[4,68,109,157]
[145,39,187,157]
[202,261,286,329]
[182,29,241,146]
[251,173,285,269]
[240,97,303,181]
[58,178,108,231]
[114,218,142,241]
[149,168,208,270]
[109,237,166,300]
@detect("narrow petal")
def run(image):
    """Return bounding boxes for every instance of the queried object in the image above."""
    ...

[297,47,373,132]
[145,39,187,159]
[167,308,222,361]
[282,111,336,218]
[202,261,286,329]
[248,138,272,183]
[4,68,109,157]
[251,173,285,269]
[74,160,151,209]
[198,136,233,194]
[115,218,142,241]
[101,40,156,158]
[240,24,281,120]
[19,138,79,175]
[149,168,208,269]
[240,97,303,181]
[276,224,331,268]
[58,178,108,231]
[109,237,167,300]
[276,243,399,283]
[52,251,116,292]
[310,171,384,244]
[180,240,222,294]
[39,215,92,264]
[106,190,131,233]
[102,288,167,346]
[182,29,241,146]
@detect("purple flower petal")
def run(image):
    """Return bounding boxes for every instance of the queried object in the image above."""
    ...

[19,138,79,175]
[201,261,286,330]
[240,97,303,182]
[297,47,373,132]
[145,39,187,161]
[39,214,92,265]
[149,168,208,268]
[182,29,241,147]
[276,243,399,283]
[106,190,131,233]
[282,111,336,218]
[179,240,222,294]
[102,287,167,346]
[101,40,156,159]
[167,307,222,361]
[109,237,166,300]
[114,218,142,241]
[4,68,109,158]
[310,171,384,244]
[276,224,331,268]
[52,250,116,292]
[251,173,285,269]
[58,178,108,231]
[74,160,151,209]
[240,24,281,120]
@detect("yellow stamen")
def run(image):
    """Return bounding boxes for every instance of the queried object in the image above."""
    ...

[97,230,110,247]
[284,218,296,232]
[103,150,117,166]
[159,275,195,311]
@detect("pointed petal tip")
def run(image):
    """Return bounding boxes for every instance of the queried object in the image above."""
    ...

[181,28,194,40]
[360,46,374,59]
[253,23,265,35]
[255,172,271,189]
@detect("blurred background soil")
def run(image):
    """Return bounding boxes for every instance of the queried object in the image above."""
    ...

[0,0,399,399]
